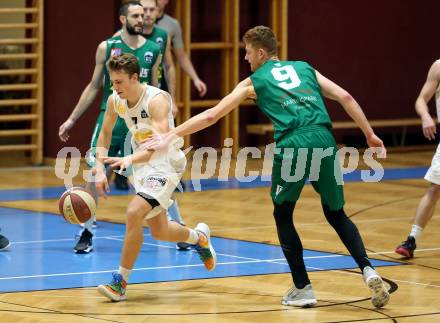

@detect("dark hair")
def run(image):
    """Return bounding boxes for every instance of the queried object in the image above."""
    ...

[119,0,142,17]
[106,53,140,78]
[242,25,278,56]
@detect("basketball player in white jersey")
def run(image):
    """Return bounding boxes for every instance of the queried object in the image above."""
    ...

[395,59,440,258]
[93,53,216,301]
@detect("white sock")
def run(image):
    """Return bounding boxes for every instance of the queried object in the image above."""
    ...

[83,217,94,232]
[118,266,131,282]
[185,229,199,244]
[409,224,423,241]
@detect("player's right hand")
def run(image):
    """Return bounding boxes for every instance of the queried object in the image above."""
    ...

[103,156,133,173]
[421,114,437,140]
[193,79,207,97]
[92,167,109,198]
[59,119,75,142]
[366,133,387,158]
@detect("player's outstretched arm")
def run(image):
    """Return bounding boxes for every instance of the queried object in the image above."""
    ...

[316,71,386,157]
[141,78,254,152]
[58,42,107,142]
[173,78,253,137]
[415,61,440,140]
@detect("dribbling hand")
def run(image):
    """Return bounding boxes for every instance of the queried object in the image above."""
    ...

[103,156,133,174]
[92,167,109,198]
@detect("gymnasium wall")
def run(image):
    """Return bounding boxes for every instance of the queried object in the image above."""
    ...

[44,0,118,158]
[286,0,439,122]
[44,0,440,157]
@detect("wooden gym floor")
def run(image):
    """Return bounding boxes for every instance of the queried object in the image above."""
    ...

[0,149,439,322]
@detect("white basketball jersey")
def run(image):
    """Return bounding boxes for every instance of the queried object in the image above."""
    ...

[111,85,185,212]
[112,84,174,150]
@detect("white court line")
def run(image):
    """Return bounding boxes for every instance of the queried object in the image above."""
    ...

[108,237,290,263]
[212,215,440,232]
[0,212,59,218]
[329,268,440,289]
[10,234,150,245]
[109,237,345,263]
[10,238,78,244]
[86,236,440,265]
[5,235,439,289]
[369,247,440,255]
[32,295,106,299]
[0,259,291,281]
[127,239,440,290]
[387,278,440,288]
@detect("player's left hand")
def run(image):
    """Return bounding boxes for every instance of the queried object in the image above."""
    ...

[103,156,133,173]
[366,134,387,158]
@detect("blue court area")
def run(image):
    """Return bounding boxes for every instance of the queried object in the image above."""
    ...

[0,206,401,293]
[0,166,429,202]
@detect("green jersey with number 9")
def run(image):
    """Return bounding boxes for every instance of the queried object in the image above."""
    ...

[250,60,332,142]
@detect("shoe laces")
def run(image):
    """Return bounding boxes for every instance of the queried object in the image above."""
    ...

[76,230,92,244]
[400,236,415,248]
[194,243,212,262]
[285,286,300,298]
[110,272,124,286]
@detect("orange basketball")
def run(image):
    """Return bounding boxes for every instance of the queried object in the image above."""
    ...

[58,187,97,224]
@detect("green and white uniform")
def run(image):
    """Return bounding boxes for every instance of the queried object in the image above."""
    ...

[250,60,344,210]
[87,35,161,166]
[143,26,168,91]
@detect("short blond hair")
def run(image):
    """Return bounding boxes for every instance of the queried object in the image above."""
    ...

[106,53,140,78]
[243,26,277,56]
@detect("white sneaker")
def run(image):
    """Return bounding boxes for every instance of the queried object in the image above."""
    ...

[194,223,217,271]
[281,284,317,307]
[363,266,390,308]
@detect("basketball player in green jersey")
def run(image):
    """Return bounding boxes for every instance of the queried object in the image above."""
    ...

[141,0,176,106]
[58,1,161,254]
[139,26,391,308]
[115,0,176,111]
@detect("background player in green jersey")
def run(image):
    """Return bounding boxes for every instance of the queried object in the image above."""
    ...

[140,0,190,250]
[58,1,161,254]
[140,26,390,309]
[115,0,176,113]
[141,0,176,109]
